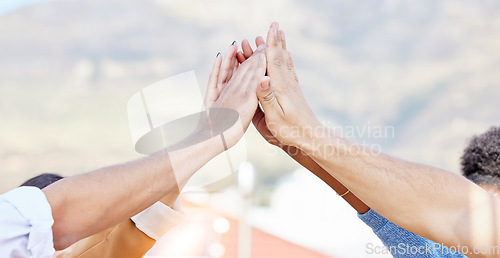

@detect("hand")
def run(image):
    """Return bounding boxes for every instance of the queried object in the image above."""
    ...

[255,22,321,150]
[235,37,286,148]
[236,37,266,64]
[199,42,268,150]
[205,42,239,109]
[236,36,304,152]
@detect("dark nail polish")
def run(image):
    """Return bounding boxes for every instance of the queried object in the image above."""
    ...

[216,52,221,57]
[231,41,236,46]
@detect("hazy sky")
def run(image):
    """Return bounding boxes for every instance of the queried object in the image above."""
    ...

[0,0,55,16]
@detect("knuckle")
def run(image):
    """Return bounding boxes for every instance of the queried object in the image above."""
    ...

[262,91,275,102]
[272,57,286,67]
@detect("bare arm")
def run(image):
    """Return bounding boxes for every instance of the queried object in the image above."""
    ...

[238,37,369,214]
[43,129,223,250]
[256,22,500,256]
[252,106,369,214]
[283,144,369,214]
[43,45,267,250]
[304,134,499,253]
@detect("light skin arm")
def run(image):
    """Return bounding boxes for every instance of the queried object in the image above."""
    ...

[160,41,244,208]
[54,46,245,257]
[256,22,499,257]
[43,44,267,250]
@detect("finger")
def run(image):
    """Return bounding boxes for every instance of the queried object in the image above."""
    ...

[257,76,283,117]
[208,52,222,89]
[226,42,239,82]
[279,29,286,50]
[266,22,286,65]
[255,36,265,47]
[237,51,246,64]
[266,23,288,89]
[240,52,266,93]
[241,39,254,59]
[231,45,265,84]
[205,52,223,106]
[266,22,282,49]
[218,42,238,85]
[229,50,239,80]
[288,51,299,82]
[253,43,266,55]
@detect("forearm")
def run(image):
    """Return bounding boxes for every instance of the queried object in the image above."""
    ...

[301,127,499,253]
[281,145,369,214]
[43,130,224,250]
[256,21,499,257]
[158,190,180,208]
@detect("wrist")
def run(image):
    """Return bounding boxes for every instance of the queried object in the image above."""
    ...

[163,128,226,190]
[294,122,329,153]
[299,124,345,160]
[304,128,376,165]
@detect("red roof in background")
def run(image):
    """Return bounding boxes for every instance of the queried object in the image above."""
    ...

[146,200,332,258]
[220,215,330,258]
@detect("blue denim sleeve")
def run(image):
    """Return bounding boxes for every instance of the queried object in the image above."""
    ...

[358,209,466,258]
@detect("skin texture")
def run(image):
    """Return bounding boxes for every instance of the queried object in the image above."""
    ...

[43,44,266,250]
[237,37,369,214]
[54,219,156,258]
[252,22,499,257]
[53,43,246,257]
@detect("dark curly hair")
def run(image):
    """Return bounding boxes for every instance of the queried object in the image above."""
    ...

[461,126,500,188]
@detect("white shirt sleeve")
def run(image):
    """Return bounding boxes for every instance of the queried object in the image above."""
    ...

[131,198,184,241]
[0,186,55,258]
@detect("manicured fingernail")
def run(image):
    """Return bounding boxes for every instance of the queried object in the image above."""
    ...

[216,52,221,58]
[231,41,236,46]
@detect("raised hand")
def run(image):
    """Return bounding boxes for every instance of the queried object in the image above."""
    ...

[205,42,239,109]
[255,22,321,151]
[200,41,268,150]
[236,37,266,64]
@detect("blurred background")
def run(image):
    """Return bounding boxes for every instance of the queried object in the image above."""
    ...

[1,0,499,257]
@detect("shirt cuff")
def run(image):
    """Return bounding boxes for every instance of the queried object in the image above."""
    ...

[131,199,184,240]
[3,186,55,257]
[357,208,389,233]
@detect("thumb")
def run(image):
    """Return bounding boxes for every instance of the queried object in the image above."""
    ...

[256,76,282,116]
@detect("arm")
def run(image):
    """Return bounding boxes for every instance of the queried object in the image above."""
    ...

[303,131,498,253]
[358,209,467,258]
[252,106,369,214]
[54,219,156,258]
[303,135,497,255]
[256,22,499,256]
[55,195,183,258]
[43,126,221,250]
[43,44,267,250]
[238,37,369,214]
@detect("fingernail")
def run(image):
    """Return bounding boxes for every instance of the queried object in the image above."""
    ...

[261,81,270,90]
[279,30,285,41]
[231,41,236,46]
[216,52,221,58]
